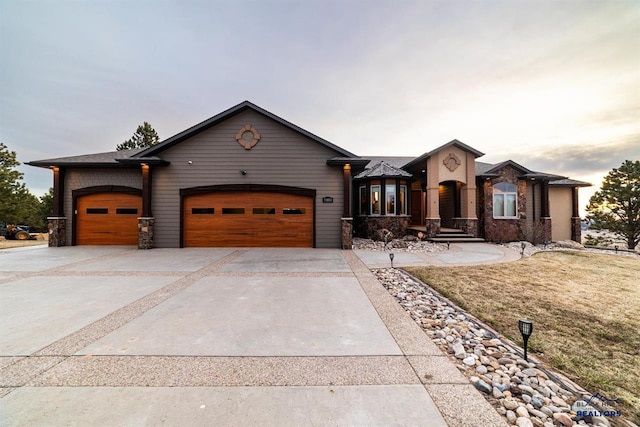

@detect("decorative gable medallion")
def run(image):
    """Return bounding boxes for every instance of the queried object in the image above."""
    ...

[443,152,461,172]
[235,125,261,150]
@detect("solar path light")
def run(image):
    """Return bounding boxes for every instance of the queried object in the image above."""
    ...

[521,242,526,255]
[518,319,533,361]
[389,253,394,268]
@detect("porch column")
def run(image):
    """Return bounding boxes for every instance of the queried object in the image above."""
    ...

[341,164,353,249]
[48,166,66,247]
[571,186,581,242]
[343,164,351,217]
[138,164,154,249]
[540,180,552,243]
[457,152,479,236]
[425,157,440,236]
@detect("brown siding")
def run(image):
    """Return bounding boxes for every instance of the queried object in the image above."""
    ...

[63,168,142,246]
[152,110,344,248]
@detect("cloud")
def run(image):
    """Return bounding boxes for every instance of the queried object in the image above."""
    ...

[500,136,640,179]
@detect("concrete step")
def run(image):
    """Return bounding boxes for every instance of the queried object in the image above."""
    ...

[428,237,486,243]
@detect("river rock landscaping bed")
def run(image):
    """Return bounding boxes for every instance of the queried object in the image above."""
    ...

[376,268,633,427]
[353,237,446,252]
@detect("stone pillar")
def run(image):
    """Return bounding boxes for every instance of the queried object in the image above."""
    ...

[138,217,154,250]
[341,217,353,250]
[425,218,441,237]
[47,217,66,247]
[454,218,478,237]
[541,217,552,243]
[571,217,581,243]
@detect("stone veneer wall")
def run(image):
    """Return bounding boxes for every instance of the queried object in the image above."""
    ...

[482,167,527,243]
[138,217,154,249]
[341,218,353,249]
[47,217,66,247]
[571,217,581,243]
[354,216,410,240]
[452,218,478,237]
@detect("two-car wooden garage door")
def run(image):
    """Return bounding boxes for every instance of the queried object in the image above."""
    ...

[184,192,313,247]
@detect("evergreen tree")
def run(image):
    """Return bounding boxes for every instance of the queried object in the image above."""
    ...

[116,122,160,151]
[586,160,640,250]
[0,143,31,223]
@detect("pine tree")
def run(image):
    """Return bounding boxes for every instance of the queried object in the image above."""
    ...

[586,160,640,250]
[116,122,160,151]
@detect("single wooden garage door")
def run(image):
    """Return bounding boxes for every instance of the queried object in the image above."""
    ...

[184,192,313,247]
[76,193,142,245]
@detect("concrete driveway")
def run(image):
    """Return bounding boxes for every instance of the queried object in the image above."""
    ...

[0,246,505,426]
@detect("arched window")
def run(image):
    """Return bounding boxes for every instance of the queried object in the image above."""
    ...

[493,182,517,218]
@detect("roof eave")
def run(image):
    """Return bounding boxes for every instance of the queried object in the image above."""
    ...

[326,158,371,167]
[26,161,138,169]
[116,157,170,166]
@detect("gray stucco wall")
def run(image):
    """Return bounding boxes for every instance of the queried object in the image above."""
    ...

[151,109,344,248]
[63,168,142,246]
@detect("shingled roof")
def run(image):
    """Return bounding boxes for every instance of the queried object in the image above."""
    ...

[354,160,413,179]
[27,148,146,168]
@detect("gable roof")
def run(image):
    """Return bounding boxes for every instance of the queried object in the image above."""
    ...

[402,139,485,170]
[354,160,413,179]
[476,160,568,181]
[135,100,357,158]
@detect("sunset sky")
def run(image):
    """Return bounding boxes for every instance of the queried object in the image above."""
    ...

[1,0,638,215]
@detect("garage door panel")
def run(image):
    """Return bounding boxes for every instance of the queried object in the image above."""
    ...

[77,193,142,245]
[184,192,313,247]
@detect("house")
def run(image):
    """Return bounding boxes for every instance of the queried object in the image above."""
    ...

[28,101,590,249]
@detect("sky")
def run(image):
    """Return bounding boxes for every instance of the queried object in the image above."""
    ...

[1,0,639,216]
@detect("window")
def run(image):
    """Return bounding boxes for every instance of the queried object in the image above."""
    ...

[116,208,138,215]
[222,208,245,215]
[386,184,396,215]
[253,208,275,215]
[192,208,214,214]
[399,185,407,215]
[283,208,306,215]
[359,186,367,215]
[371,185,381,215]
[86,208,108,214]
[493,182,517,218]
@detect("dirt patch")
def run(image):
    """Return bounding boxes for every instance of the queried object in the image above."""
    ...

[0,235,48,250]
[405,251,640,423]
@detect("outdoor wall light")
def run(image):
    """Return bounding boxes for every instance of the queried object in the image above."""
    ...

[518,319,533,361]
[188,160,193,165]
[240,170,247,175]
[389,253,394,268]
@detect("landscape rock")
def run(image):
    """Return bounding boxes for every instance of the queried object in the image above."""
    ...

[475,379,492,394]
[504,397,520,410]
[516,417,534,427]
[516,406,530,418]
[553,412,574,427]
[374,267,615,427]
